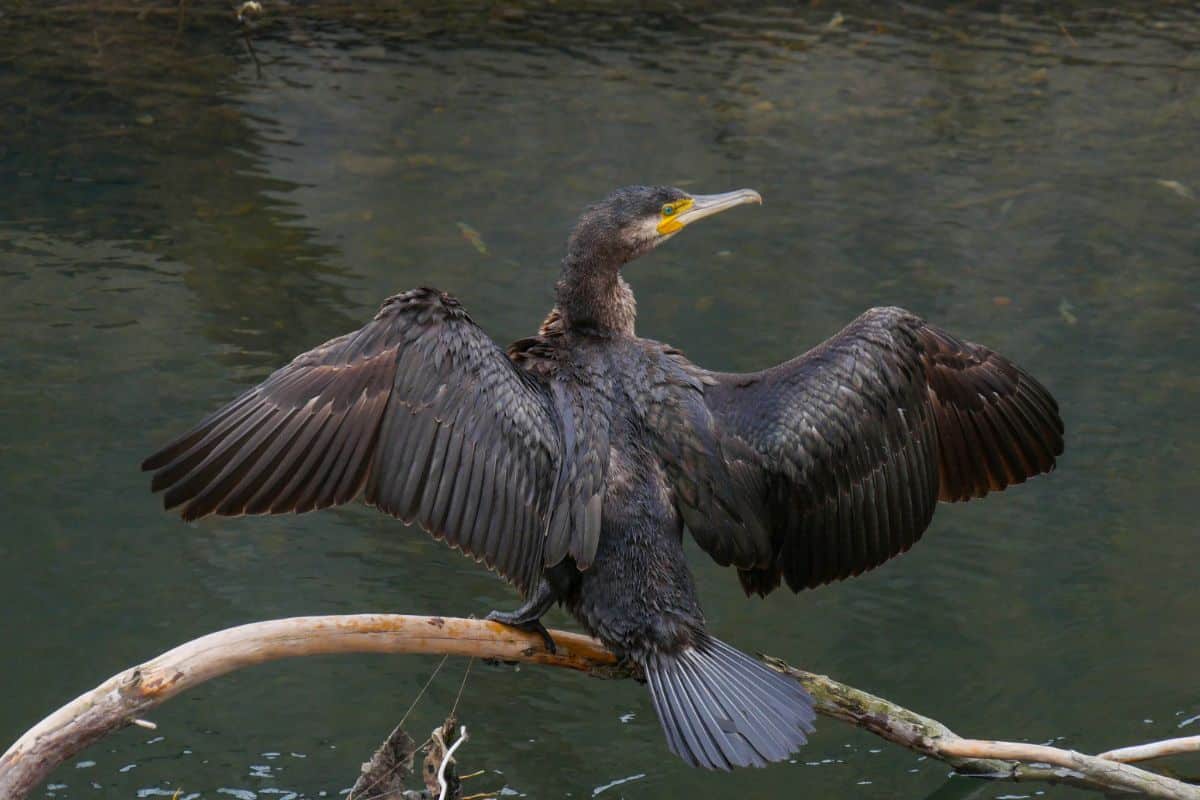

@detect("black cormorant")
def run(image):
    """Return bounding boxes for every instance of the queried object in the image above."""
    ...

[143,186,1064,771]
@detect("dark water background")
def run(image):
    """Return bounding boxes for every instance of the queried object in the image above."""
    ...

[1,2,1198,798]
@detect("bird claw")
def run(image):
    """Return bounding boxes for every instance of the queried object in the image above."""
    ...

[615,654,644,682]
[485,609,557,654]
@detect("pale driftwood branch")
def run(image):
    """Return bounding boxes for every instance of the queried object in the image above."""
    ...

[763,657,1200,800]
[0,615,615,800]
[1,615,1195,800]
[1100,737,1200,764]
[939,740,1196,797]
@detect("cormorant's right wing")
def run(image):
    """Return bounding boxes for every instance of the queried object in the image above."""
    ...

[694,307,1064,596]
[142,288,570,594]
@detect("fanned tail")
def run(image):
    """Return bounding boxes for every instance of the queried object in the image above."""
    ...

[644,635,815,770]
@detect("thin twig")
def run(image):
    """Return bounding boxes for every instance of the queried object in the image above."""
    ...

[401,654,451,731]
[451,657,474,719]
[241,30,263,79]
[437,726,468,800]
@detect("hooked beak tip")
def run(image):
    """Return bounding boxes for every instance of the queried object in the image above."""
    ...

[656,187,762,235]
[677,188,763,226]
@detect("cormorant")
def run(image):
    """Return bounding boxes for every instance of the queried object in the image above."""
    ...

[143,186,1064,771]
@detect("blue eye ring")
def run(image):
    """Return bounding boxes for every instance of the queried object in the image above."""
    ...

[662,204,676,216]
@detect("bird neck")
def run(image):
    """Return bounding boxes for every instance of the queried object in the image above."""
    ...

[554,252,637,337]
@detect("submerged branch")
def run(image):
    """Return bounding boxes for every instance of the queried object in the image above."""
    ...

[0,614,1194,800]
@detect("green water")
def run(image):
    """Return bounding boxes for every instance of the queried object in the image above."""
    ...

[1,3,1198,798]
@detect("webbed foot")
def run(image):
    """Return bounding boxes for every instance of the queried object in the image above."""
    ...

[485,608,557,654]
[485,577,559,654]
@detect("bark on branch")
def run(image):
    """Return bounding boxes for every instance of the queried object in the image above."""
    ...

[763,657,1199,799]
[0,615,1195,800]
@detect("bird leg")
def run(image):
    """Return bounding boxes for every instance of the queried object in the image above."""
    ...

[485,578,557,654]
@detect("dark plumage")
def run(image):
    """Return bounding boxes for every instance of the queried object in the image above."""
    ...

[143,185,1064,770]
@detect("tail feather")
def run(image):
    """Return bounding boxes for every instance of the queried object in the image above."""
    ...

[673,657,757,767]
[645,635,815,770]
[645,669,688,757]
[698,643,795,760]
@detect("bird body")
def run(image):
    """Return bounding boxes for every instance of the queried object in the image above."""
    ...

[144,186,1063,771]
[524,329,715,652]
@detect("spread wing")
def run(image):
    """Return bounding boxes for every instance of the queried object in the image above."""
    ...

[142,288,567,593]
[696,306,1064,595]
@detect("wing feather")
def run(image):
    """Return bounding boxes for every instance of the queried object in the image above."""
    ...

[143,288,566,594]
[701,306,1063,594]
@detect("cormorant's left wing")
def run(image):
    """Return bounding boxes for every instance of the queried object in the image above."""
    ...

[142,288,566,594]
[692,306,1064,595]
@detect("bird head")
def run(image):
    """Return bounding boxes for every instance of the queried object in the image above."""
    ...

[567,185,763,268]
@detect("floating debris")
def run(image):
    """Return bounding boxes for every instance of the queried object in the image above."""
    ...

[457,222,489,255]
[236,1,263,23]
[216,789,256,800]
[1058,299,1078,326]
[1155,179,1194,200]
[592,773,645,796]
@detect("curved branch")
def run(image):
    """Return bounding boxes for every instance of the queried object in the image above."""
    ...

[1,615,1195,800]
[0,614,616,800]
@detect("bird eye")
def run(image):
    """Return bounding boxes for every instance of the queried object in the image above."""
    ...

[662,204,676,217]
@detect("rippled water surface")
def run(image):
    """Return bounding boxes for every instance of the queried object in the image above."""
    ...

[2,2,1198,798]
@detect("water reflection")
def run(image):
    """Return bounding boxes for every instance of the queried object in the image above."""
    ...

[1,3,1197,799]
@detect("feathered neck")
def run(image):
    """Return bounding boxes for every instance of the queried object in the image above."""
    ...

[553,230,637,337]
